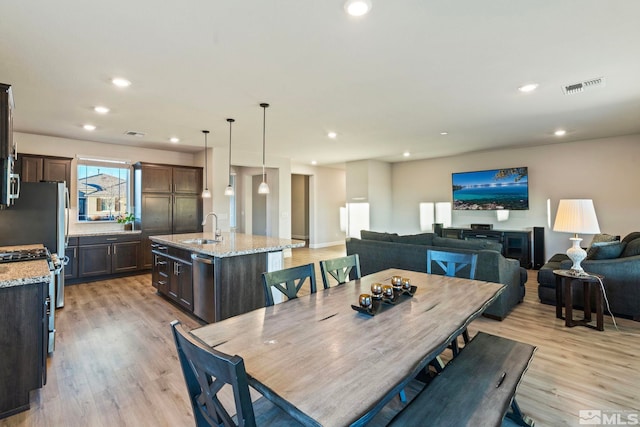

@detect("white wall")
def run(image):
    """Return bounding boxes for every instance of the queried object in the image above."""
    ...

[345,159,392,231]
[391,134,640,258]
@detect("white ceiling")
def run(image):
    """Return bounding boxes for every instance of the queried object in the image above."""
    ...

[2,1,640,166]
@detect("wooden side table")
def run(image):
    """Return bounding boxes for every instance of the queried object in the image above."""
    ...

[553,269,604,331]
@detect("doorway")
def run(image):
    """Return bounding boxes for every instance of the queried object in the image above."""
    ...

[291,174,309,245]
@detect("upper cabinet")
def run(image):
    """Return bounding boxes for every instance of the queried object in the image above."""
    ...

[137,163,202,194]
[16,154,72,185]
[0,83,13,160]
[173,167,201,194]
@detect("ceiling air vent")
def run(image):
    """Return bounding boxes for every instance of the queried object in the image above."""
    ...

[562,77,605,95]
[124,130,145,137]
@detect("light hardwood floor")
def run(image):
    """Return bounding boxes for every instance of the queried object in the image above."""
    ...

[2,244,639,427]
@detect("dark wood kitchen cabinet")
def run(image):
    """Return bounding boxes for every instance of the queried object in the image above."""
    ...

[77,234,142,279]
[151,245,193,311]
[1,281,47,419]
[64,237,79,280]
[134,162,203,269]
[16,154,72,185]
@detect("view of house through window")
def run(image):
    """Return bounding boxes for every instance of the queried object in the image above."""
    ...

[77,161,130,221]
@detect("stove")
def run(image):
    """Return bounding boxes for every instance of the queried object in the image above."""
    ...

[0,247,51,263]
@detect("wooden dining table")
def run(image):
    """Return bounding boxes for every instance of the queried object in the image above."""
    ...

[191,268,505,427]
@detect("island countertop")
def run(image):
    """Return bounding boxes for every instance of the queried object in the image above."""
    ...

[0,244,51,289]
[149,232,305,258]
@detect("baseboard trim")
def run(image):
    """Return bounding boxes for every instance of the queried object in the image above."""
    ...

[309,240,345,249]
[291,234,309,240]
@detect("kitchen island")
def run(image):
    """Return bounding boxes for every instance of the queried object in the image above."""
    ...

[149,233,305,322]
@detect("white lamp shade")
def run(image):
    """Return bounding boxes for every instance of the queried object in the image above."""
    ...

[553,199,600,234]
[201,189,211,199]
[224,185,234,196]
[258,181,270,194]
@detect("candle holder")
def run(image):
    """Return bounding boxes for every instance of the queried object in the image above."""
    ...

[371,283,383,299]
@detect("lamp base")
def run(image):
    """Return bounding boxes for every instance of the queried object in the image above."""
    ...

[566,236,587,275]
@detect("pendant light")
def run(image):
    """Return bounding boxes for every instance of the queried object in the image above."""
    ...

[258,103,270,195]
[201,130,211,198]
[224,118,235,196]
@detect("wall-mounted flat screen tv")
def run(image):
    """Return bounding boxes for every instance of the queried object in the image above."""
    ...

[452,167,529,210]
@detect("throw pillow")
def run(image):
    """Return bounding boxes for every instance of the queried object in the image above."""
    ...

[390,233,435,246]
[620,238,640,258]
[586,241,627,260]
[621,232,640,245]
[360,230,397,242]
[588,233,619,248]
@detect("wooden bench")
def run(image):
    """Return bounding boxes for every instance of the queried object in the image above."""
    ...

[388,332,536,427]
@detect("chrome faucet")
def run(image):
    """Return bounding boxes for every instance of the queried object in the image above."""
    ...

[202,212,222,240]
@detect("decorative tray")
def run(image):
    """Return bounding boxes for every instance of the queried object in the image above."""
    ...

[351,285,417,316]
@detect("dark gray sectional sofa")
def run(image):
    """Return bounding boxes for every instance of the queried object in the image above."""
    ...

[346,231,527,320]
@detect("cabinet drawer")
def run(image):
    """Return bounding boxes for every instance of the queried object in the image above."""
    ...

[78,234,141,245]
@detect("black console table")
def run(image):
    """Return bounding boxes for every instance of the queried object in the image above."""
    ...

[442,228,532,269]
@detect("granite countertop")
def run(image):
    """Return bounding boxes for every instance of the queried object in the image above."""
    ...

[149,232,306,258]
[0,244,51,289]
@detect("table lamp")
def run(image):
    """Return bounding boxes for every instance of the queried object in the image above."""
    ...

[552,199,600,275]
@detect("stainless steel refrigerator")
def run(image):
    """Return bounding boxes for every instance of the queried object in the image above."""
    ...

[0,181,68,307]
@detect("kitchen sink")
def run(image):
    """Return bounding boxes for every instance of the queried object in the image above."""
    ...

[180,238,221,245]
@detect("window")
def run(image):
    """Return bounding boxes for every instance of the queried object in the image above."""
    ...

[77,158,131,222]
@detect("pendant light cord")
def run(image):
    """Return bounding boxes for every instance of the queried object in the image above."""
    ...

[261,103,269,180]
[227,119,234,186]
[203,130,209,187]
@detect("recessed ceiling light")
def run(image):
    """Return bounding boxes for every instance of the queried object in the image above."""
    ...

[554,129,567,136]
[440,131,449,136]
[328,131,337,139]
[403,152,410,157]
[344,0,372,16]
[518,83,539,93]
[112,77,131,88]
[94,106,110,114]
[311,160,317,165]
[83,124,96,131]
[170,137,180,143]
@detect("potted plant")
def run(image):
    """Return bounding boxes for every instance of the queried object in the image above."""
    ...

[117,212,135,230]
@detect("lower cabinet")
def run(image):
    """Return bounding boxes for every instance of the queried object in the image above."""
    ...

[0,282,46,418]
[64,238,79,280]
[152,246,193,311]
[73,234,142,280]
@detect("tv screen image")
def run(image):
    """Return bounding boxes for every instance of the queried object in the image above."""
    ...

[452,167,529,210]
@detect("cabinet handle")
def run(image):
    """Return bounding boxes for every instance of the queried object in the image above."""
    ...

[158,280,167,286]
[174,262,181,275]
[113,245,117,255]
[73,248,77,258]
[108,246,110,256]
[106,238,118,241]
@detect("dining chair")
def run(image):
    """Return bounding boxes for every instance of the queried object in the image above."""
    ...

[261,263,317,307]
[319,254,361,289]
[171,320,301,427]
[426,249,479,356]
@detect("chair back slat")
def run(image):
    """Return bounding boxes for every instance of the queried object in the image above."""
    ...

[171,320,257,427]
[319,254,361,289]
[261,263,317,306]
[427,250,478,280]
